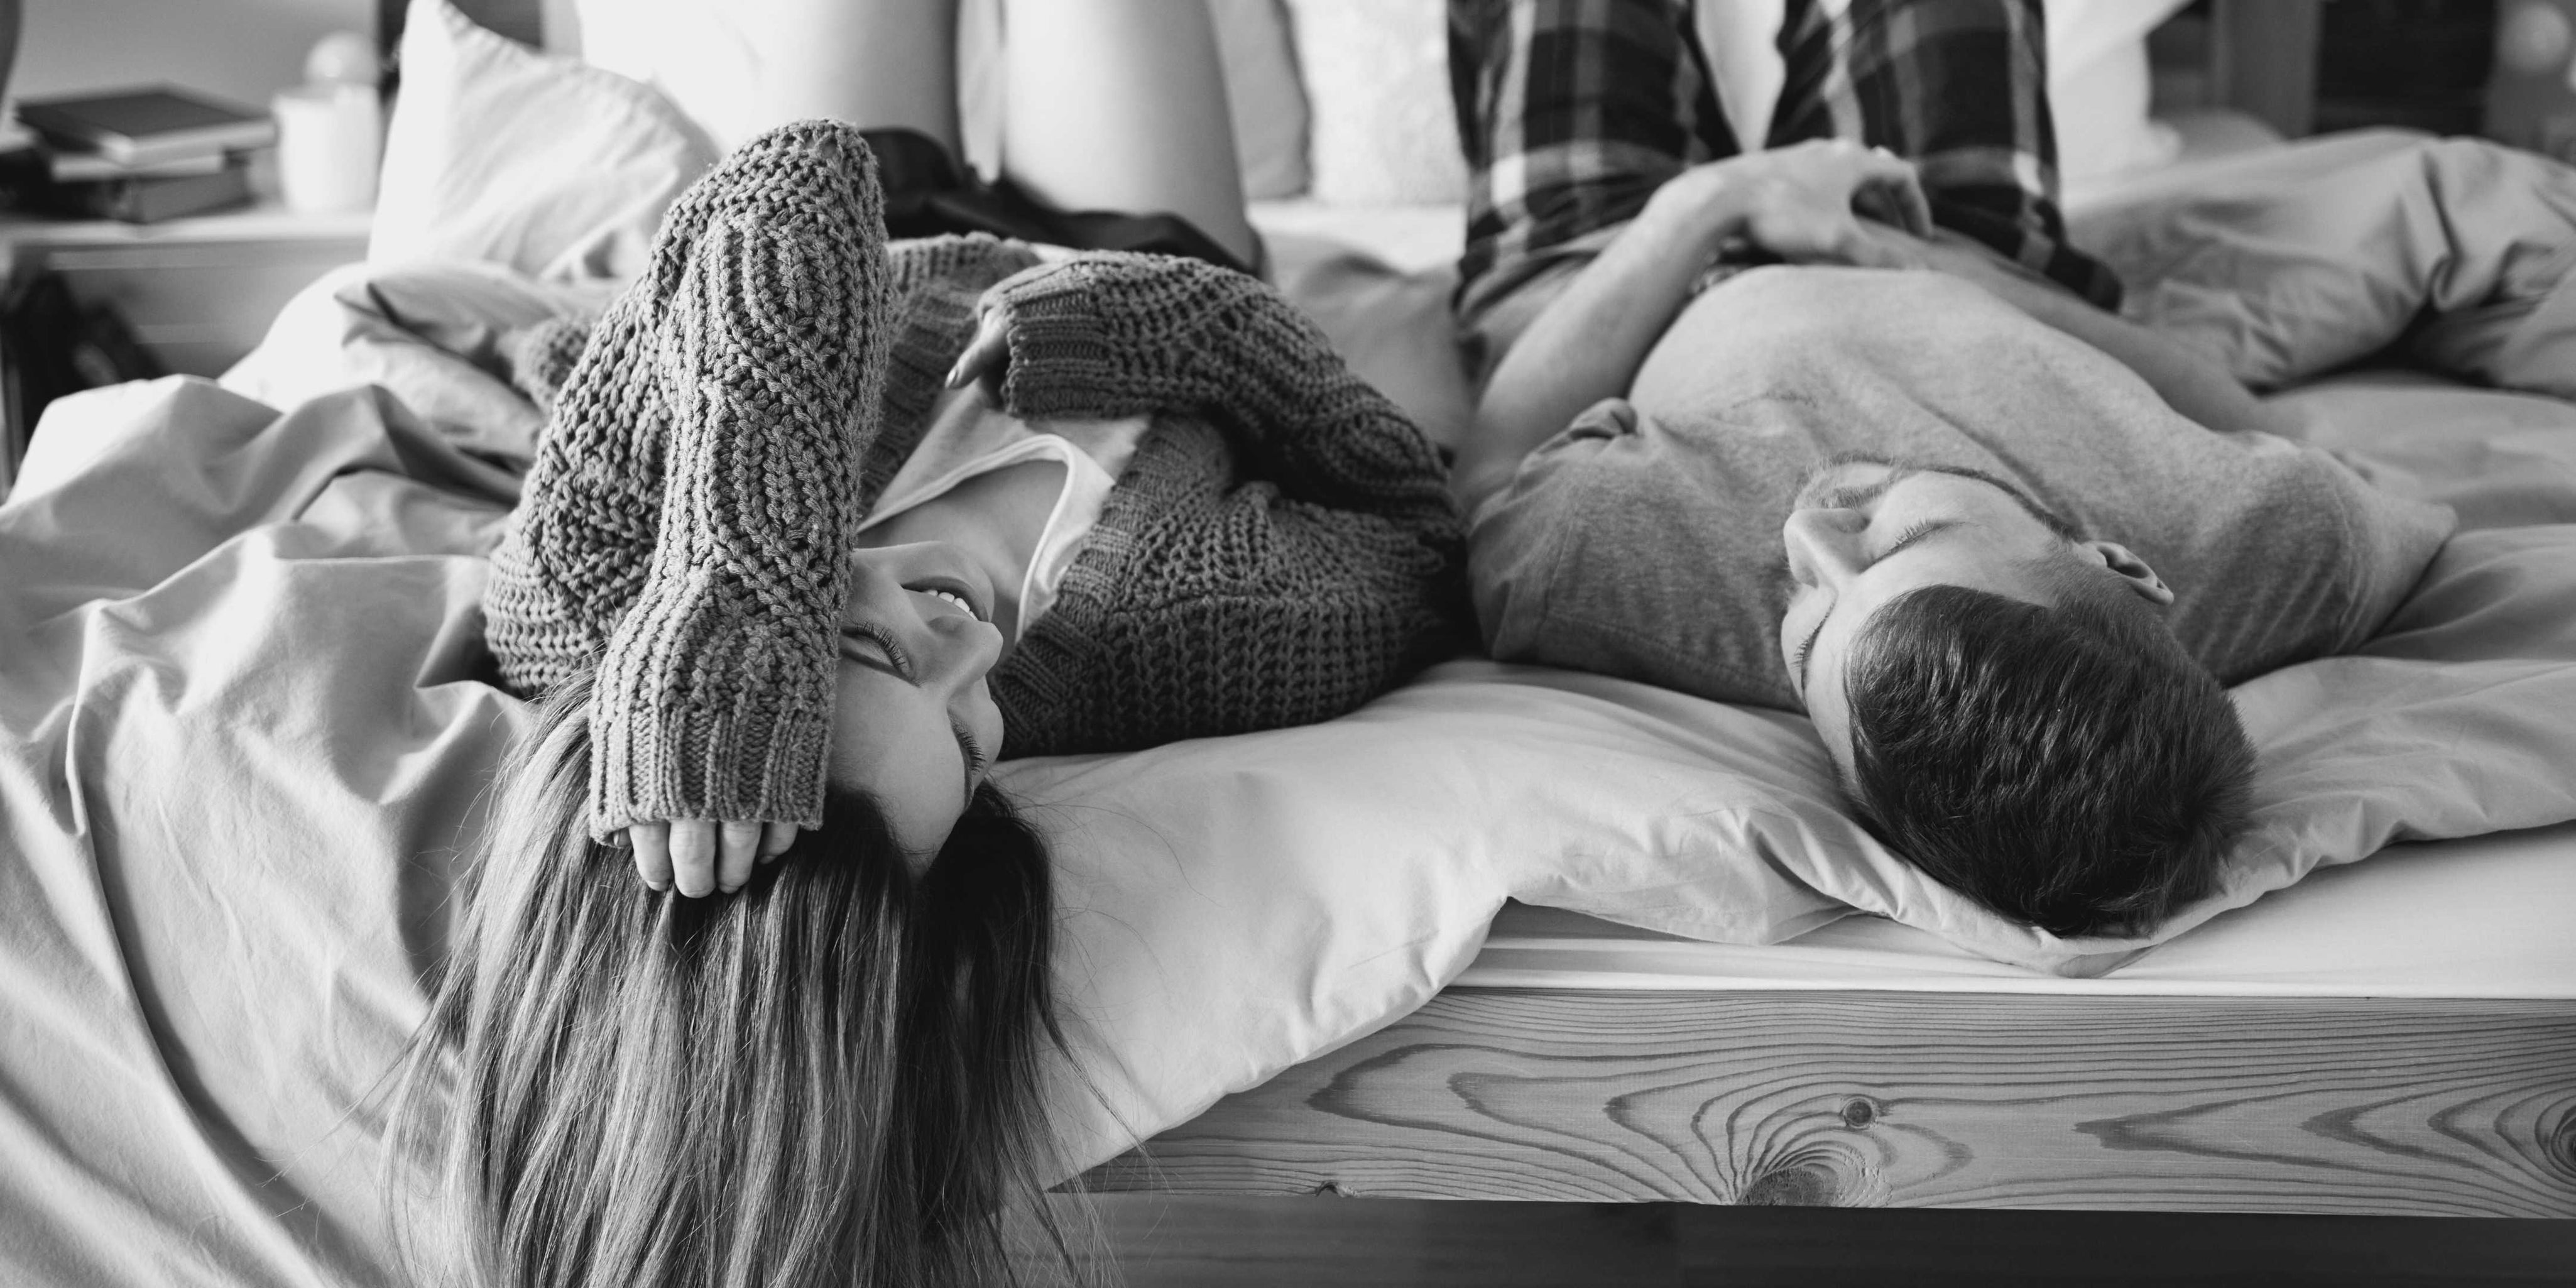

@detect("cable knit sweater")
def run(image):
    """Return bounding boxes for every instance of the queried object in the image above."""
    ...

[484,121,1467,838]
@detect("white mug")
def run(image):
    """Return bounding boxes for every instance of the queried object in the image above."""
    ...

[272,81,381,214]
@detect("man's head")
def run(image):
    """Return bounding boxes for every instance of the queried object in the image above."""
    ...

[1777,458,2256,936]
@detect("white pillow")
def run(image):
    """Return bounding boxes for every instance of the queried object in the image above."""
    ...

[2048,0,2191,186]
[571,0,787,154]
[372,0,715,283]
[1281,0,1471,206]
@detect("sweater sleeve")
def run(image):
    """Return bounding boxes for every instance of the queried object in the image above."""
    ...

[983,253,1456,525]
[484,120,893,839]
[993,417,1471,758]
[483,292,669,700]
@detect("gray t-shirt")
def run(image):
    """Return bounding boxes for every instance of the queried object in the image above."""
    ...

[1469,266,2459,711]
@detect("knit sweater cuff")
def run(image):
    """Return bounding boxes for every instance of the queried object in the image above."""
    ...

[586,602,835,839]
[559,119,888,841]
[881,278,985,450]
[990,262,1145,418]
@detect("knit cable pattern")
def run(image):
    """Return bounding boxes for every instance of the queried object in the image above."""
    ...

[969,253,1469,754]
[985,253,1457,519]
[491,193,1466,794]
[498,316,594,420]
[486,120,891,838]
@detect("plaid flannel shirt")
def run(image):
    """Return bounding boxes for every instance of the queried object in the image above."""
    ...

[1449,0,2122,361]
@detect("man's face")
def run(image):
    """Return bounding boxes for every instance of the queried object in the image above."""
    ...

[1777,460,2115,781]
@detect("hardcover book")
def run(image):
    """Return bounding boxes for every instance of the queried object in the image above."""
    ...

[14,86,278,168]
[48,163,254,224]
[48,148,231,183]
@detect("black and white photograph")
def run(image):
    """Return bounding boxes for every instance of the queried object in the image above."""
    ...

[1,1,2572,1284]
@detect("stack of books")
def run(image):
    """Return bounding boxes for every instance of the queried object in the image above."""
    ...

[3,85,278,223]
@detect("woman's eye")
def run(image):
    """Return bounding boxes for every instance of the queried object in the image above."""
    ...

[841,626,909,675]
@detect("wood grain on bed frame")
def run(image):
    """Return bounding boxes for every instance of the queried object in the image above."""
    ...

[1081,988,2576,1218]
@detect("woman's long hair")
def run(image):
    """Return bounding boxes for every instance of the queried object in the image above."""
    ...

[393,672,1096,1287]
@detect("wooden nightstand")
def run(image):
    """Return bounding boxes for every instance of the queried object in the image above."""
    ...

[0,202,371,494]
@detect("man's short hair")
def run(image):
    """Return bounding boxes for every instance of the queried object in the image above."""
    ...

[1839,555,2256,937]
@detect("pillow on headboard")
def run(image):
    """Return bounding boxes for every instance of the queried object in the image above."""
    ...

[372,0,715,283]
[2047,0,2191,187]
[572,0,858,156]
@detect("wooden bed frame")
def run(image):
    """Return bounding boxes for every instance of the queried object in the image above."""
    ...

[1080,987,2576,1217]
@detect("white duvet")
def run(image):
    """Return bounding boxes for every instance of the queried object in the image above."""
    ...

[6,136,2576,1284]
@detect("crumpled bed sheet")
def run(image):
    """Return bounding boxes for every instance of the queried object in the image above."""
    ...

[8,143,2576,1286]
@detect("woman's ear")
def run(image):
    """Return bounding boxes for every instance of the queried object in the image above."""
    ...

[2082,540,2175,606]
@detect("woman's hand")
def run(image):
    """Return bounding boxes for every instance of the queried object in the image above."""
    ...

[1654,138,1933,271]
[948,252,1095,396]
[945,298,1013,397]
[627,819,799,897]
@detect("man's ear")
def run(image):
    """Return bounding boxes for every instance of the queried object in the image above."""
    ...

[2078,540,2175,606]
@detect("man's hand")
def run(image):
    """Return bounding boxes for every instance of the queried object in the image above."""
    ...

[628,819,799,897]
[1656,138,1933,271]
[1459,139,1930,518]
[946,296,1014,398]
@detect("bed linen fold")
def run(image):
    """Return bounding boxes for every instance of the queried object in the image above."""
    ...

[1,379,520,1287]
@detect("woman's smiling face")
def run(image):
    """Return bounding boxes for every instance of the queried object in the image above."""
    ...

[829,541,1008,868]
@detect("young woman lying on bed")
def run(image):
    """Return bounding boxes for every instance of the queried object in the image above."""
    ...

[395,2,1469,1285]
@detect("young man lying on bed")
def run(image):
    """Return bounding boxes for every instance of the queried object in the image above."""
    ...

[1446,0,2458,937]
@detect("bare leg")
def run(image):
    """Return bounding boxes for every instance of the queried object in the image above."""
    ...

[998,0,1258,268]
[758,0,961,157]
